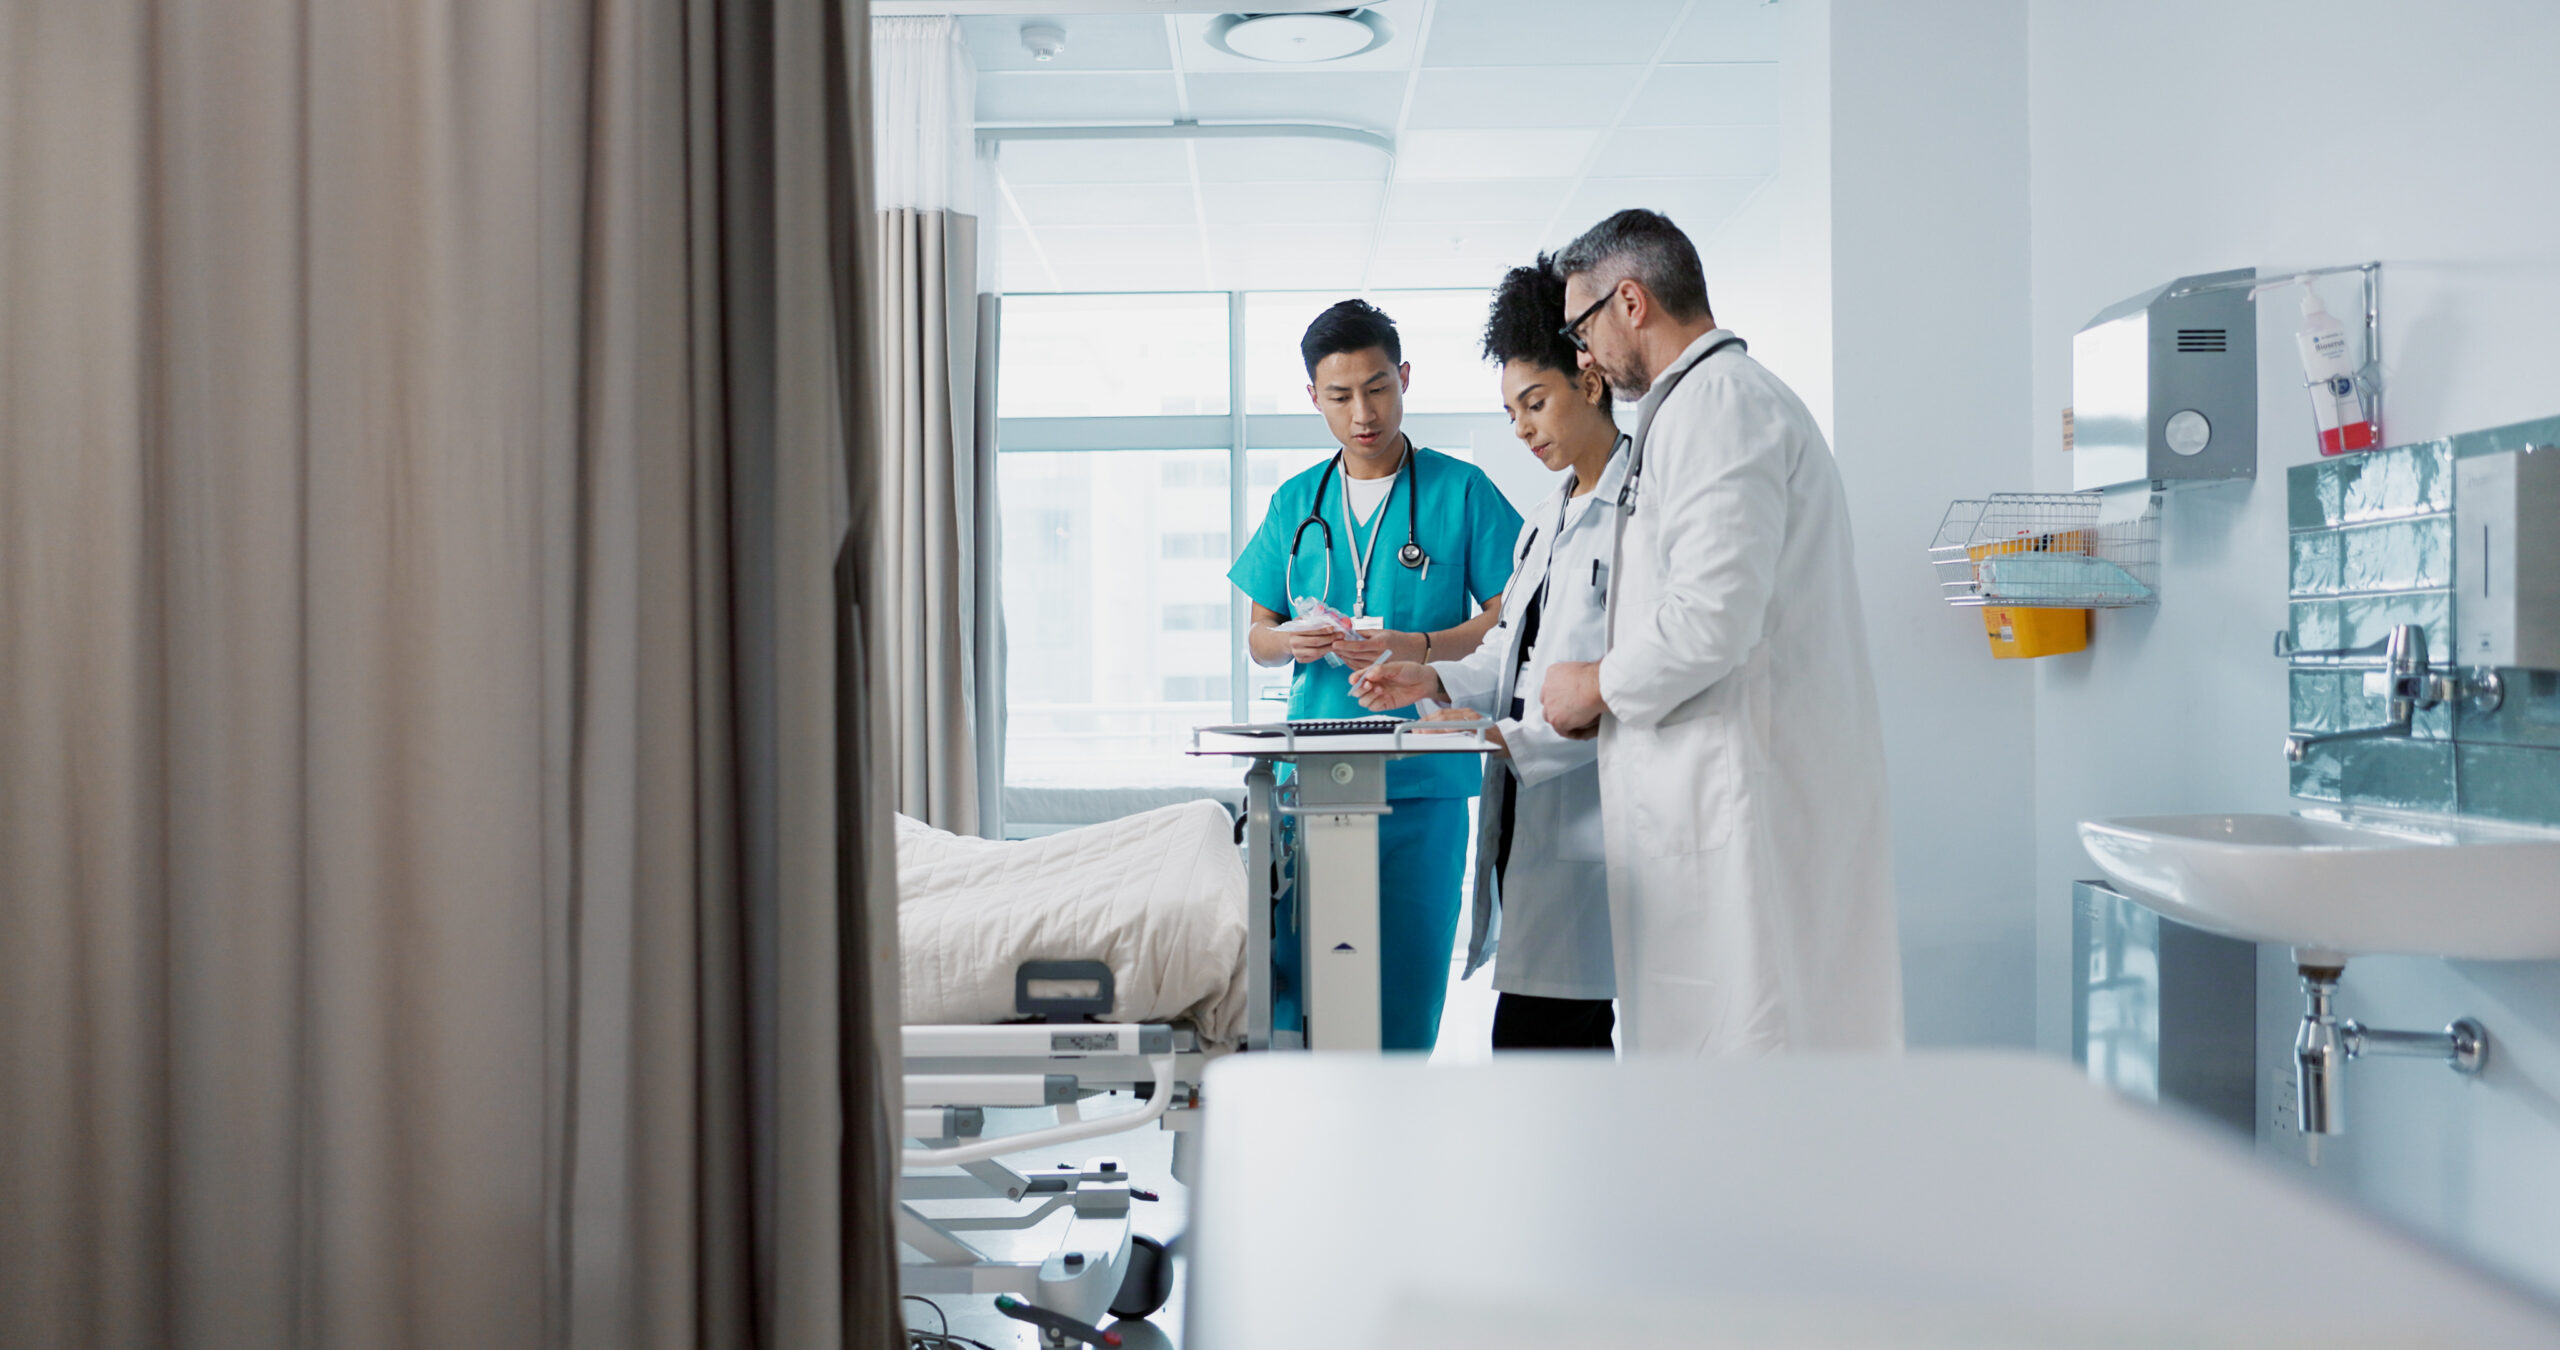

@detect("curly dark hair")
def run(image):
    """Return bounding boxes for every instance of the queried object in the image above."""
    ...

[1480,254,1592,385]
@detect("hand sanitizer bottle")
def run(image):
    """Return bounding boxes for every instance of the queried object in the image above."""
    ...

[2292,277,2378,455]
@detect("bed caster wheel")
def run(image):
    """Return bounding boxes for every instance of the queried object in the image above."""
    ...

[1109,1234,1172,1320]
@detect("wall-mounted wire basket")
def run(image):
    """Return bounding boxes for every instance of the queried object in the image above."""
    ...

[1929,491,2160,609]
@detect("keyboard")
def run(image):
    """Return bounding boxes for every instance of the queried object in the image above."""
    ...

[1230,717,1409,737]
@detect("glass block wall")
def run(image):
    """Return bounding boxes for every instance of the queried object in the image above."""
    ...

[2286,413,2560,822]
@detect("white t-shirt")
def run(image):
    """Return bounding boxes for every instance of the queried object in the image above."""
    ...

[1343,471,1395,525]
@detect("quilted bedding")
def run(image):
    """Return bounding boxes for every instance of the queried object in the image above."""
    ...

[896,800,1250,1048]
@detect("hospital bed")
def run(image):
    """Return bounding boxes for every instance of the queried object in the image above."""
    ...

[894,803,1242,1343]
[895,724,1494,1343]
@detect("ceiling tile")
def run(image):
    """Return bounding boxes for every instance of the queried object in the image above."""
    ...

[1192,136,1393,183]
[1403,66,1638,130]
[1037,225,1206,271]
[1384,178,1573,224]
[1373,220,1544,262]
[1006,182,1197,230]
[1557,176,1768,239]
[957,14,1171,74]
[1207,255,1368,292]
[995,138,1191,186]
[1364,256,1514,291]
[977,71,1181,124]
[1590,124,1780,178]
[1206,224,1376,263]
[1045,260,1213,292]
[1184,72,1408,129]
[1662,0,1789,63]
[1199,180,1383,226]
[1396,129,1598,181]
[1418,0,1687,66]
[1622,63,1780,126]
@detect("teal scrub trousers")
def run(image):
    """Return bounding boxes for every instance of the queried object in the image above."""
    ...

[1272,795,1470,1052]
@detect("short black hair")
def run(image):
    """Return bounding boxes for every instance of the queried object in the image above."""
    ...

[1553,209,1712,323]
[1300,298,1401,379]
[1480,254,1589,382]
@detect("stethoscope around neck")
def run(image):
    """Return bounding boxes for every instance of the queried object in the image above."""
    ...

[1284,436,1427,615]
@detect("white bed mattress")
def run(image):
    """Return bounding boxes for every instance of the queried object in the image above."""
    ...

[896,800,1250,1048]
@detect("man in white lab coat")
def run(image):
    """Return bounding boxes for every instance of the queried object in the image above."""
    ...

[1538,209,1903,1056]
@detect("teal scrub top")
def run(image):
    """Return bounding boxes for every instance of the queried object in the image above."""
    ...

[1228,444,1524,799]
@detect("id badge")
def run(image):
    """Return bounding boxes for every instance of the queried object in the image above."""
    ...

[1353,615,1385,635]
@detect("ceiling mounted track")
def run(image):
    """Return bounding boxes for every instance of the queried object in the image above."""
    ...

[975,120,1394,158]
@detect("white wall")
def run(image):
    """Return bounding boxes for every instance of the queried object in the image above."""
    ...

[1828,0,2037,1047]
[2025,0,2560,1297]
[1694,0,1832,436]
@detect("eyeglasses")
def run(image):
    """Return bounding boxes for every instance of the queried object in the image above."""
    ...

[1558,289,1611,353]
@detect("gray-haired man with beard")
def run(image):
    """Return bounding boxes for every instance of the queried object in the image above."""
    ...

[1535,209,1903,1058]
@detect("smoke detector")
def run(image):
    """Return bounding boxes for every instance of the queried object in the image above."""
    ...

[1019,22,1067,63]
[1208,10,1389,64]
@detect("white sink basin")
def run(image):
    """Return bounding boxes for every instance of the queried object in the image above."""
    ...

[2078,810,2560,960]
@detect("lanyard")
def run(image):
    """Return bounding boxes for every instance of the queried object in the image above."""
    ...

[1339,439,1408,618]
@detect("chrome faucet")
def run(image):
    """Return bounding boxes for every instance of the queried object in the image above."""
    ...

[2284,623,2459,763]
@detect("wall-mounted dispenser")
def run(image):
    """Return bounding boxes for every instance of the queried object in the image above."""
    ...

[2071,268,2258,491]
[2454,444,2560,669]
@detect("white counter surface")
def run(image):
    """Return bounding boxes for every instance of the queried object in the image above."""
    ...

[1184,1052,2560,1348]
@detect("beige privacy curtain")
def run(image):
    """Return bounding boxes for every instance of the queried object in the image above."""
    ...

[871,16,999,835]
[0,1,901,1347]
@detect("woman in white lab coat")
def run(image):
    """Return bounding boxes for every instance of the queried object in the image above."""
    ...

[1352,259,1622,1050]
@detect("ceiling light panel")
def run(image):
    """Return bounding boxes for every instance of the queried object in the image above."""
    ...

[956,14,1174,72]
[1416,0,1686,66]
[1662,0,1789,63]
[1589,125,1780,179]
[1394,128,1598,181]
[1211,12,1385,63]
[1621,62,1780,127]
[976,71,1182,123]
[1171,0,1421,75]
[996,139,1193,185]
[1403,66,1638,130]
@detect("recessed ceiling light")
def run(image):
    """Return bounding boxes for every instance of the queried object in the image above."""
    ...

[1207,10,1389,64]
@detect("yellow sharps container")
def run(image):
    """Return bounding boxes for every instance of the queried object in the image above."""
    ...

[1980,605,2088,659]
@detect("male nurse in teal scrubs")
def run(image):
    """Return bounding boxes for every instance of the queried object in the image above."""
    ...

[1228,299,1525,1051]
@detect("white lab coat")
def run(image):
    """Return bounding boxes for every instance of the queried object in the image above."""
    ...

[1431,444,1627,1002]
[1595,329,1902,1055]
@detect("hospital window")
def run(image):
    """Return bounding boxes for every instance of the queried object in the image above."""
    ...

[995,291,1520,804]
[1158,531,1228,559]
